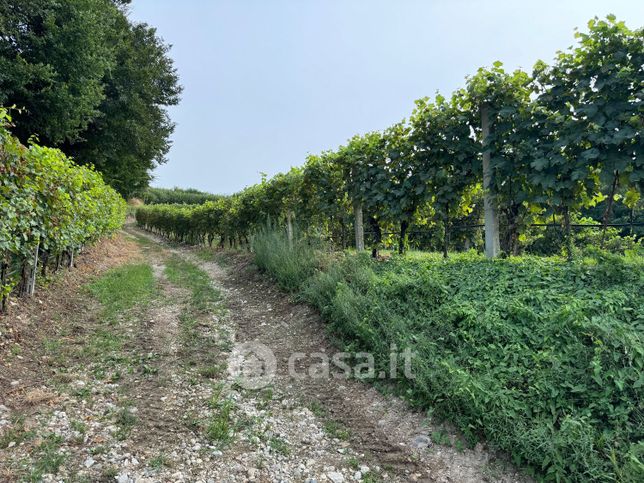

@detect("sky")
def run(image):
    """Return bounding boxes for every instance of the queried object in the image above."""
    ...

[128,0,644,195]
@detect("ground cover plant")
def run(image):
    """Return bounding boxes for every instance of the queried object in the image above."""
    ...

[254,231,644,481]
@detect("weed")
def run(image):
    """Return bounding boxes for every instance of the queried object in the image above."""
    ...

[254,231,644,481]
[307,400,326,418]
[253,229,321,292]
[164,256,221,313]
[205,399,235,444]
[362,472,382,483]
[431,431,451,446]
[346,456,360,469]
[256,387,273,409]
[198,364,224,379]
[183,411,201,432]
[149,453,171,469]
[0,418,35,449]
[268,436,290,455]
[324,420,350,441]
[114,407,137,440]
[70,420,87,434]
[102,466,118,479]
[27,433,65,481]
[90,445,108,455]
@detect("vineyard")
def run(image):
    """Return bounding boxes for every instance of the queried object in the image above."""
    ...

[1,10,643,483]
[0,108,126,312]
[133,17,644,482]
[137,18,643,260]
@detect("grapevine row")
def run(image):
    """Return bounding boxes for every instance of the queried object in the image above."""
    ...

[0,109,127,312]
[137,17,642,258]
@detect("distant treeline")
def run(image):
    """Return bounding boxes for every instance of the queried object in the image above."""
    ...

[138,187,222,205]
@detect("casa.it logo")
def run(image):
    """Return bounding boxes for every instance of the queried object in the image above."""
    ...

[228,341,277,390]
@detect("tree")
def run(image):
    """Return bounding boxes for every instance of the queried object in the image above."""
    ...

[65,18,182,196]
[465,63,536,257]
[338,133,389,257]
[381,122,419,254]
[466,66,538,255]
[301,152,350,245]
[0,0,116,144]
[534,17,643,250]
[411,93,479,257]
[0,0,181,197]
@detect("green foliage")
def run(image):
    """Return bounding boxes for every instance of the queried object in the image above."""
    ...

[0,108,126,304]
[255,235,644,481]
[0,0,181,197]
[139,187,221,205]
[252,229,323,293]
[0,0,116,145]
[65,17,182,196]
[138,17,642,257]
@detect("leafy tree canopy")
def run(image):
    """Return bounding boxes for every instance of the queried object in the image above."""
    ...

[0,0,181,197]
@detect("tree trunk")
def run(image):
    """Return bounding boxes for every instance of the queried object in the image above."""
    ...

[369,216,382,258]
[41,250,49,277]
[506,204,520,256]
[600,170,619,249]
[353,201,365,251]
[481,103,500,258]
[19,263,28,296]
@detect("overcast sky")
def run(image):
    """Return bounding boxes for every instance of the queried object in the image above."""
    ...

[129,0,644,195]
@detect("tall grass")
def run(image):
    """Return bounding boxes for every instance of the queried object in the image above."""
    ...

[252,228,324,293]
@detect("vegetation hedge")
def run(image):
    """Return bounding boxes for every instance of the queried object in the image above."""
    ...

[0,108,126,306]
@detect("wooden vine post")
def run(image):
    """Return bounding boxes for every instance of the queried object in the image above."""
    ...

[353,200,364,251]
[0,260,7,314]
[481,103,500,258]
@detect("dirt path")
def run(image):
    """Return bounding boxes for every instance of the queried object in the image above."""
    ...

[0,228,528,482]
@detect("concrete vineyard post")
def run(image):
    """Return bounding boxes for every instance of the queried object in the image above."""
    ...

[481,103,500,258]
[353,200,365,251]
[286,210,294,249]
[28,241,40,296]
